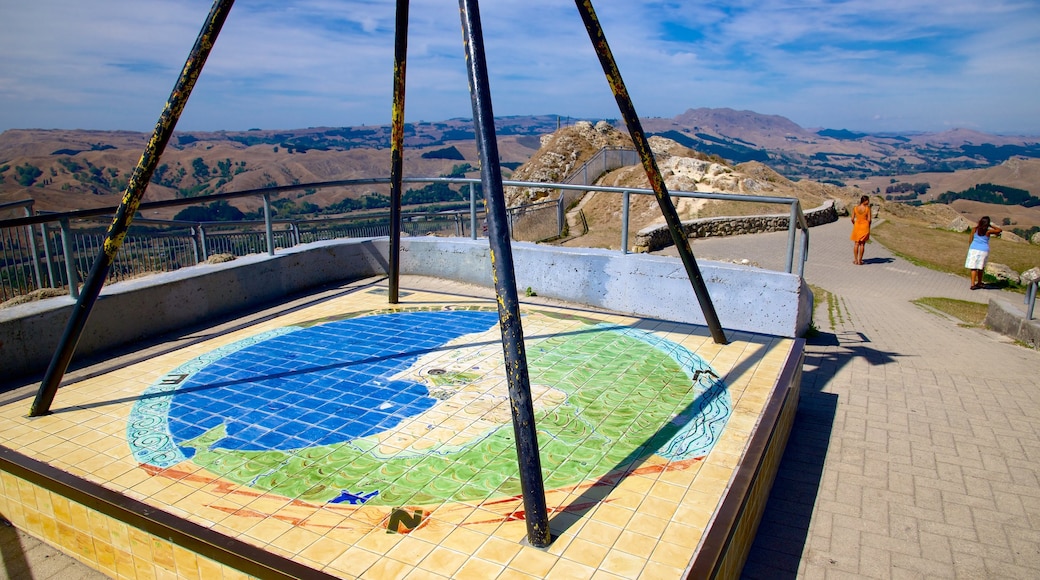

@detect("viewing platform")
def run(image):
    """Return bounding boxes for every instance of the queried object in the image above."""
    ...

[0,239,805,579]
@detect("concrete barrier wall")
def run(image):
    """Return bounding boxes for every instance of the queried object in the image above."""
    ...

[1,236,811,382]
[398,238,813,339]
[0,239,388,382]
[985,298,1040,349]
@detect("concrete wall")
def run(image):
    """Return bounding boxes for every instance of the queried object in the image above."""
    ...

[399,238,813,337]
[1,236,811,382]
[0,239,388,382]
[985,298,1040,349]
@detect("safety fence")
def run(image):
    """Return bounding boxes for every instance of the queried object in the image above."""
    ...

[1,176,809,302]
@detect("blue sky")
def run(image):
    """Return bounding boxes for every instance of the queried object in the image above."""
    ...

[2,0,1038,135]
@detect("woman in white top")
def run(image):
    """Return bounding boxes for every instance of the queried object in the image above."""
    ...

[965,216,1002,290]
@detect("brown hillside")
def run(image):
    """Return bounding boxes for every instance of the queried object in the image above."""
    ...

[850,156,1040,199]
[0,128,540,219]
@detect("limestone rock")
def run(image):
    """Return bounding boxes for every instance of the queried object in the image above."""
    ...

[1000,230,1026,243]
[1021,267,1040,285]
[985,262,1020,285]
[1032,231,1040,245]
[832,197,849,216]
[205,253,235,264]
[948,216,973,232]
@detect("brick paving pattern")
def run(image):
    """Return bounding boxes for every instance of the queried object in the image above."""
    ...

[729,221,1040,579]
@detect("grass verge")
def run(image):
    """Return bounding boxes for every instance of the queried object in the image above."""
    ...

[872,218,1040,288]
[912,297,989,327]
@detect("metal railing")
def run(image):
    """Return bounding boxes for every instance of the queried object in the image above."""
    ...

[559,147,639,210]
[0,177,810,301]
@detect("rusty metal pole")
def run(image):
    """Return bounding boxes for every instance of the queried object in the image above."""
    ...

[458,0,552,547]
[388,0,410,304]
[31,0,236,416]
[574,0,727,344]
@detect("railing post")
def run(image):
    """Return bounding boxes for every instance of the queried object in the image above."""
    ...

[786,202,798,274]
[262,193,275,256]
[557,193,565,238]
[621,190,630,254]
[800,228,809,279]
[58,219,79,300]
[40,221,57,288]
[469,184,478,240]
[23,205,44,291]
[1026,282,1036,321]
[197,224,209,261]
[189,227,200,265]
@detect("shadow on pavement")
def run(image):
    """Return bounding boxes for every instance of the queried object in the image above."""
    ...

[740,330,902,579]
[0,515,31,580]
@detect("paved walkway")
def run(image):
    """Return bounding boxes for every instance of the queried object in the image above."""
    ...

[6,220,1038,579]
[714,221,1040,579]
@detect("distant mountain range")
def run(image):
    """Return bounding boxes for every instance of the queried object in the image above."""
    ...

[2,109,1038,215]
[639,108,1040,184]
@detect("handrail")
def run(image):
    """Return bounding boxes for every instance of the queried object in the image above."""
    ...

[0,176,811,295]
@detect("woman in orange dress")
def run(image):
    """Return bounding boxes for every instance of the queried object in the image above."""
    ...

[850,195,871,265]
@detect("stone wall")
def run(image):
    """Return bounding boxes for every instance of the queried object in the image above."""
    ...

[635,200,840,252]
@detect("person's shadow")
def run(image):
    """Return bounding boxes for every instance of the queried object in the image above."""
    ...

[861,257,894,265]
[740,329,901,579]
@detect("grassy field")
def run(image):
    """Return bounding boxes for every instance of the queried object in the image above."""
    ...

[872,218,1040,286]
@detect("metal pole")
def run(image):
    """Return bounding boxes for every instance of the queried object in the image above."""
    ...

[388,0,409,303]
[621,190,630,254]
[31,0,236,417]
[557,193,565,239]
[786,203,797,274]
[459,0,551,548]
[800,230,809,279]
[190,228,199,268]
[23,206,44,290]
[574,0,727,344]
[262,194,274,256]
[198,225,209,261]
[41,221,57,288]
[1027,282,1036,321]
[470,184,478,240]
[59,219,79,300]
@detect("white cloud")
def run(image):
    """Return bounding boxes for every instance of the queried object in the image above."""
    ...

[1,0,1038,133]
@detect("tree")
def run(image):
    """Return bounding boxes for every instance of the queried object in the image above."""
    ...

[14,163,42,186]
[174,200,245,222]
[191,157,210,181]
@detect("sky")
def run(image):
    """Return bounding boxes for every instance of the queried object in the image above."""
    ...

[2,0,1039,135]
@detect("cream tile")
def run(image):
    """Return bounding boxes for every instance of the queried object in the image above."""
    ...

[453,557,504,580]
[506,546,558,576]
[560,536,609,569]
[417,546,469,578]
[598,549,646,577]
[327,546,381,577]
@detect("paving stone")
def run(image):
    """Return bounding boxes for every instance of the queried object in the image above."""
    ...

[741,220,1040,578]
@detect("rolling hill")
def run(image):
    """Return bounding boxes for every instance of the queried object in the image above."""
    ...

[2,109,1038,225]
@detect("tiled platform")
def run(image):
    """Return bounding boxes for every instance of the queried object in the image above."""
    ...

[0,276,801,579]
